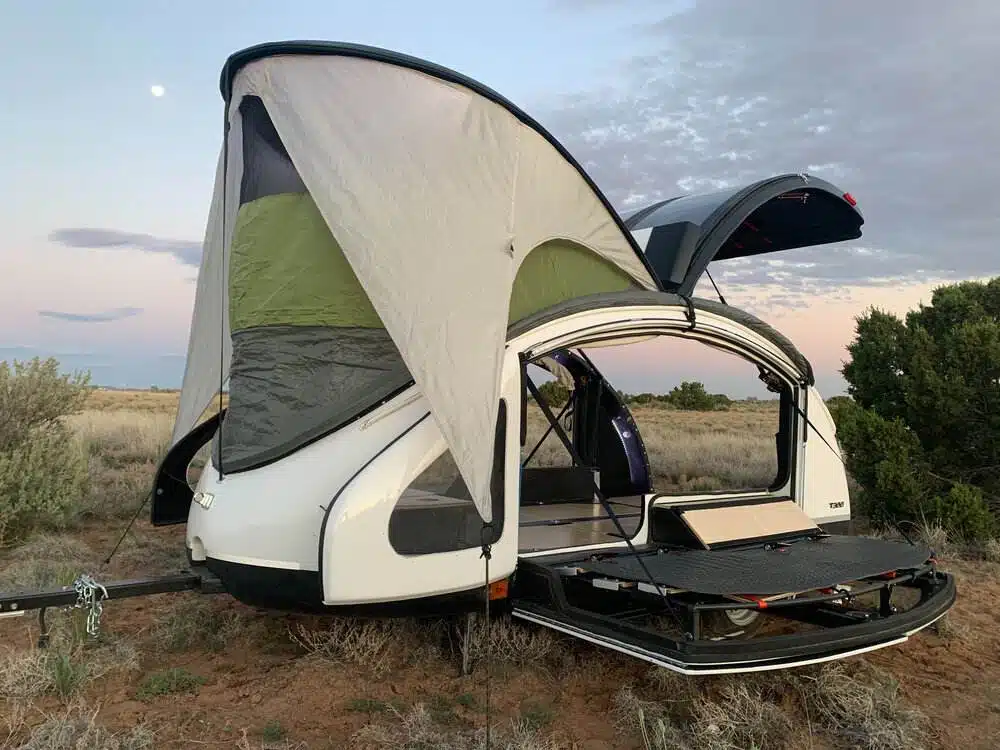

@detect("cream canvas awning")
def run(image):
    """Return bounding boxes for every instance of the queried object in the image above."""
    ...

[174,43,658,523]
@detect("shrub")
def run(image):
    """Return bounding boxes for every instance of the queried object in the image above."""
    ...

[0,358,92,546]
[534,380,571,408]
[837,277,1000,541]
[929,483,996,543]
[662,381,731,411]
[135,668,207,701]
[833,390,996,541]
[832,401,930,525]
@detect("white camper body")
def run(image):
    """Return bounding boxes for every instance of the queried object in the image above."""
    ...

[182,299,850,604]
[148,41,954,674]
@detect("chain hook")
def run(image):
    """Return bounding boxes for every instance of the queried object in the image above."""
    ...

[72,574,108,638]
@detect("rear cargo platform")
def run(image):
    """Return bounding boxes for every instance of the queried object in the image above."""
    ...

[509,530,955,674]
[575,535,933,596]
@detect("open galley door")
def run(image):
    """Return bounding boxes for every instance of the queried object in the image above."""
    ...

[624,173,864,296]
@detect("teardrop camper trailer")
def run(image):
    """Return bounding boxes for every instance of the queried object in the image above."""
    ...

[2,42,955,675]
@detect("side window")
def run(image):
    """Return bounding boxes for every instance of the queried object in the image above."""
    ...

[405,450,471,498]
[388,401,507,554]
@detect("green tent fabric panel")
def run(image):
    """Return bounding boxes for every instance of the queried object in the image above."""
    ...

[229,192,384,331]
[508,239,641,324]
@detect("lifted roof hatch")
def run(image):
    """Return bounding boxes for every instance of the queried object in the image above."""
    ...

[625,173,864,296]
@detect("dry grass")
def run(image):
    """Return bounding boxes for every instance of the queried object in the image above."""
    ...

[878,518,1000,571]
[609,662,931,750]
[796,661,929,750]
[288,611,561,679]
[458,614,565,671]
[65,390,219,525]
[73,389,782,502]
[5,701,155,750]
[0,535,97,593]
[54,392,782,533]
[66,411,172,524]
[69,411,172,461]
[522,402,780,492]
[149,595,264,654]
[612,671,795,750]
[0,532,184,597]
[0,617,140,701]
[290,617,444,677]
[82,388,181,415]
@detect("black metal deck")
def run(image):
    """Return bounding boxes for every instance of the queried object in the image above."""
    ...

[575,535,933,595]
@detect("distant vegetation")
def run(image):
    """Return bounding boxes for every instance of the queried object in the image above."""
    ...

[535,378,735,411]
[831,277,1000,542]
[625,381,733,411]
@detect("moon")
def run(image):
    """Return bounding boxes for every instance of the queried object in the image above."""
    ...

[150,85,165,98]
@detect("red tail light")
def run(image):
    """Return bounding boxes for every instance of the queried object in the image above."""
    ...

[843,192,857,206]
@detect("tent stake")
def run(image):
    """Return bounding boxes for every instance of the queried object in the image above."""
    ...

[37,608,49,649]
[461,611,476,676]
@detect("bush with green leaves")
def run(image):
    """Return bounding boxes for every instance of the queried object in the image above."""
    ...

[665,380,731,411]
[0,357,91,546]
[534,379,571,408]
[834,277,1000,541]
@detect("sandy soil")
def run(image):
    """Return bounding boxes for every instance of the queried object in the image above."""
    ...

[868,559,1000,749]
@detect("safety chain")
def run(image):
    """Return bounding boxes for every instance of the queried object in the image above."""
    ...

[72,574,108,638]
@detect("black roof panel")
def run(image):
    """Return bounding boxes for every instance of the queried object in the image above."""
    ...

[624,174,864,295]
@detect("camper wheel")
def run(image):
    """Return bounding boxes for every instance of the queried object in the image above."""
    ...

[702,608,764,639]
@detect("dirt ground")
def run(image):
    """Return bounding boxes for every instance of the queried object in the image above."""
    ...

[867,558,1000,749]
[1,520,999,749]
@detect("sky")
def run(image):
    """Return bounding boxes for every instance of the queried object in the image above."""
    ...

[2,0,999,398]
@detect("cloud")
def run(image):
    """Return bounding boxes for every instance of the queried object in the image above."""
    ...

[0,345,100,358]
[38,307,143,323]
[539,0,1000,296]
[49,228,202,267]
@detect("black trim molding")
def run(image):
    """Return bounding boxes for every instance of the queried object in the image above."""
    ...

[201,558,499,617]
[151,411,222,526]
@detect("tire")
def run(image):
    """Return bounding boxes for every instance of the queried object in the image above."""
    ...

[701,607,765,639]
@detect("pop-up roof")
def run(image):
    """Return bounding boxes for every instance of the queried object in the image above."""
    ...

[625,174,864,295]
[174,41,659,523]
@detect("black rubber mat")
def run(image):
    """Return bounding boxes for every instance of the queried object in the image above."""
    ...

[577,535,932,596]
